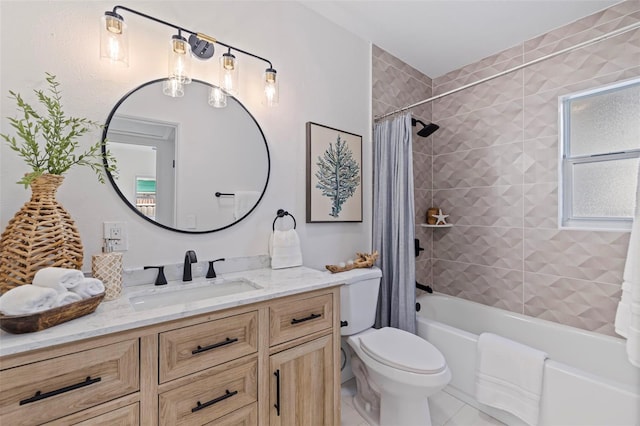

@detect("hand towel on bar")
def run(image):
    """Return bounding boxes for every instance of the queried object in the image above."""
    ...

[55,291,82,307]
[233,191,260,220]
[475,332,548,426]
[68,278,105,299]
[269,229,303,269]
[614,166,640,367]
[0,285,58,315]
[33,267,85,292]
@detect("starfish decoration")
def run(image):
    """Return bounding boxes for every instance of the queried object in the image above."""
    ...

[432,209,449,225]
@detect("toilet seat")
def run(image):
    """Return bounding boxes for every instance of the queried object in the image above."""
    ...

[359,327,446,374]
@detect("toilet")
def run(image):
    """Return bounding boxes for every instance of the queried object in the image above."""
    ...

[341,267,451,426]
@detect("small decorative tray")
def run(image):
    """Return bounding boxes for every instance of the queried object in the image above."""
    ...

[0,292,105,334]
[326,251,379,273]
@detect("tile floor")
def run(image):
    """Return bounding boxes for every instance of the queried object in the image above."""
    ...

[341,379,505,426]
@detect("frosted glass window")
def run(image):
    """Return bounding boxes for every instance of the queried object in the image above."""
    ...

[568,84,640,157]
[572,158,639,218]
[560,78,640,230]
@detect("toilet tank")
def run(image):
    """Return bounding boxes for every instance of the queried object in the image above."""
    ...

[339,267,382,336]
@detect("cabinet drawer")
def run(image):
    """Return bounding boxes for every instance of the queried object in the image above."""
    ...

[159,358,257,425]
[159,311,258,383]
[0,339,139,426]
[206,402,257,426]
[73,402,139,425]
[270,293,333,346]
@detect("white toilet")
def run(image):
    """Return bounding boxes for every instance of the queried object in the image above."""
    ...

[341,267,451,426]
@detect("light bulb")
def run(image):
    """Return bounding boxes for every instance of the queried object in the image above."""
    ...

[219,51,238,95]
[264,68,278,106]
[168,35,192,84]
[100,12,128,66]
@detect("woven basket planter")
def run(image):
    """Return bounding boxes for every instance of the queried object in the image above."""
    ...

[0,174,83,293]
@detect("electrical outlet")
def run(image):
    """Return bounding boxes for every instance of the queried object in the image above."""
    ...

[103,221,128,251]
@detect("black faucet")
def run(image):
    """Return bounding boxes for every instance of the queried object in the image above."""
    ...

[206,258,226,279]
[183,250,198,281]
[144,265,167,285]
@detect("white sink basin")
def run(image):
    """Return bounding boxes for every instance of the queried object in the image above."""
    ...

[129,278,262,312]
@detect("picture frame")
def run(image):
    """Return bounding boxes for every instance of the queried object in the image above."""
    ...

[306,122,363,223]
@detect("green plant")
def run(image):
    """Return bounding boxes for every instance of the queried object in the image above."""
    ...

[1,72,116,187]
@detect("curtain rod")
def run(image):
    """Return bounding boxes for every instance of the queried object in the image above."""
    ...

[375,21,640,121]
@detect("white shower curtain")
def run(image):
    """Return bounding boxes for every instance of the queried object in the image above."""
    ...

[615,165,640,368]
[373,113,416,333]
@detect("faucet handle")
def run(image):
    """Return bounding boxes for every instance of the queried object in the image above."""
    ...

[144,265,168,286]
[206,258,226,279]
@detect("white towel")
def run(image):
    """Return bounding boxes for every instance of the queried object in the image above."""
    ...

[475,333,548,426]
[68,278,105,299]
[0,285,58,315]
[33,267,85,292]
[233,191,260,219]
[56,291,82,307]
[614,166,640,367]
[269,229,303,269]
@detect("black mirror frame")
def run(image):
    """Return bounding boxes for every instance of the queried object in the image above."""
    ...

[101,78,271,234]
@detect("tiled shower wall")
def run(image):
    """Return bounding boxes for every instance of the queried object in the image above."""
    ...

[371,45,436,290]
[373,1,639,336]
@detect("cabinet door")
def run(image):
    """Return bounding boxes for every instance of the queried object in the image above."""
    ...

[269,335,334,426]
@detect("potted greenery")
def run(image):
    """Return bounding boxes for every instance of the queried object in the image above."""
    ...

[0,73,116,293]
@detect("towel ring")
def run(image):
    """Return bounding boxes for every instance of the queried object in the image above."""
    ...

[272,209,297,231]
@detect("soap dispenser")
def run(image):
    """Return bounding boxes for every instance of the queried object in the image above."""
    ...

[91,239,123,301]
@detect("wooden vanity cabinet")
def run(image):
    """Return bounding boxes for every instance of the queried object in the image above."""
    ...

[0,285,341,425]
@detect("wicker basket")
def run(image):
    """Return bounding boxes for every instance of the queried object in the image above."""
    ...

[0,292,104,334]
[0,174,83,294]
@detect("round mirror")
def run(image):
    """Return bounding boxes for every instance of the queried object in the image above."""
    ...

[102,79,270,233]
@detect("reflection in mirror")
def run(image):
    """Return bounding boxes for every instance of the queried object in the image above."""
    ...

[103,79,270,233]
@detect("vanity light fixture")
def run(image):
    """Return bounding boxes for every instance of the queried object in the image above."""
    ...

[168,33,192,84]
[220,48,239,95]
[100,11,128,66]
[100,5,279,106]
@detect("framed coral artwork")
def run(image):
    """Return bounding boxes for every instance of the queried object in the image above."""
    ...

[306,122,362,223]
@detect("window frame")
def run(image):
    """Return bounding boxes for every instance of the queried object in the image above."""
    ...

[558,77,640,231]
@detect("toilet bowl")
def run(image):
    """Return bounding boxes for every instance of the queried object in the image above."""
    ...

[346,327,451,426]
[339,267,451,426]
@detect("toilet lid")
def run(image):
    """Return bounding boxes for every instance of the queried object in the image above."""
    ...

[359,327,446,374]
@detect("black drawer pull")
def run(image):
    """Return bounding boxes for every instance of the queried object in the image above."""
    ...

[19,376,102,405]
[274,370,281,416]
[192,337,238,355]
[191,389,238,413]
[291,313,321,325]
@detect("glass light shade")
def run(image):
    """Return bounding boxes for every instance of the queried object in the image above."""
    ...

[208,87,227,108]
[163,78,184,98]
[219,52,239,95]
[100,12,128,66]
[168,35,192,84]
[264,68,279,106]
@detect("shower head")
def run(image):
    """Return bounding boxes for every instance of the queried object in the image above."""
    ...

[411,118,440,138]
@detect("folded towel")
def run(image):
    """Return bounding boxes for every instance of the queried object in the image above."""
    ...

[0,285,58,315]
[233,191,260,220]
[56,291,82,307]
[475,333,548,425]
[33,267,85,292]
[614,166,640,367]
[269,229,303,269]
[68,278,105,299]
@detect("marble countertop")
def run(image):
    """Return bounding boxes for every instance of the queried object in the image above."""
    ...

[0,266,380,357]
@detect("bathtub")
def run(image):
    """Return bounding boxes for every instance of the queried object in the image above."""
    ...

[416,293,640,426]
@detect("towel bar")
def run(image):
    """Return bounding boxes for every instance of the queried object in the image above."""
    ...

[272,209,297,231]
[215,192,234,197]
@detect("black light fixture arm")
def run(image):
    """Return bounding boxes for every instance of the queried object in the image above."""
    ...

[110,5,273,68]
